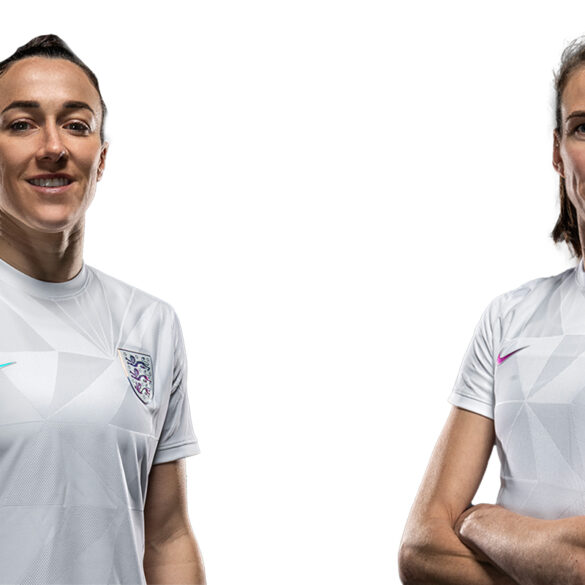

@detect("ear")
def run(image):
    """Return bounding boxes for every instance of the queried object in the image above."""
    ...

[97,142,109,182]
[553,130,565,178]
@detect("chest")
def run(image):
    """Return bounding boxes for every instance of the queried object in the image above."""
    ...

[495,335,585,406]
[0,282,174,443]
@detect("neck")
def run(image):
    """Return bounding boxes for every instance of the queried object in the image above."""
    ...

[0,211,84,282]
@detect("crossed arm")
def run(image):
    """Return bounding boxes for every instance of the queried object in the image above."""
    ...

[455,503,585,585]
[398,407,585,585]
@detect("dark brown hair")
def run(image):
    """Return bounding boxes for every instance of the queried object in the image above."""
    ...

[0,34,107,142]
[551,38,585,258]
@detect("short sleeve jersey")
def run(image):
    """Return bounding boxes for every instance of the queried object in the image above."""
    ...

[449,260,585,520]
[0,258,200,584]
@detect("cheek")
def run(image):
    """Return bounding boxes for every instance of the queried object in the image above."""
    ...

[0,148,25,179]
[78,145,103,178]
[0,146,34,203]
[562,145,585,200]
[563,142,585,175]
[0,157,21,201]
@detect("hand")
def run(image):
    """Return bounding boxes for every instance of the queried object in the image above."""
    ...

[454,504,477,536]
[454,503,494,564]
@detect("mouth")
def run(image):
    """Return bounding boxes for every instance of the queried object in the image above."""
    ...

[26,175,74,188]
[28,178,71,187]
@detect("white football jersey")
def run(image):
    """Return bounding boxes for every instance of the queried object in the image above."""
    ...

[449,259,585,520]
[0,257,200,584]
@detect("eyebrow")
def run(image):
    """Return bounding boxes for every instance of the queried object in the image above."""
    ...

[1,100,39,114]
[0,100,96,115]
[566,110,585,122]
[64,101,96,115]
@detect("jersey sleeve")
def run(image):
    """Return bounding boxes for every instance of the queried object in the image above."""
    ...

[448,296,504,420]
[152,310,200,464]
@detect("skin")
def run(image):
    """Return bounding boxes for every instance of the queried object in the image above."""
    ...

[0,56,107,282]
[398,407,516,584]
[454,504,585,585]
[400,65,585,585]
[143,459,206,584]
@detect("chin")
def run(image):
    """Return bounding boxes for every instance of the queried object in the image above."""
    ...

[22,209,85,234]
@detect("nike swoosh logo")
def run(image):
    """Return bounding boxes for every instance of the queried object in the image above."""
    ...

[497,347,528,365]
[0,362,15,369]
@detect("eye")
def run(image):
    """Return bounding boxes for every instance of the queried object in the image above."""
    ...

[64,121,90,135]
[576,123,585,134]
[8,120,33,132]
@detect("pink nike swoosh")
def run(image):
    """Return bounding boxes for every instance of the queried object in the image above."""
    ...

[497,346,529,365]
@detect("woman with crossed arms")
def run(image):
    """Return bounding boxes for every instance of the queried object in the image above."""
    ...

[400,37,585,584]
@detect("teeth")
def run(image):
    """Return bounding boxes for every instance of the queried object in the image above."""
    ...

[28,177,71,187]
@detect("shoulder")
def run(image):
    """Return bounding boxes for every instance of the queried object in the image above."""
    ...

[483,264,578,333]
[84,264,179,324]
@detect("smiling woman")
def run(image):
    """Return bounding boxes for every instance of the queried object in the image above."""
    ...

[0,35,205,584]
[0,57,106,249]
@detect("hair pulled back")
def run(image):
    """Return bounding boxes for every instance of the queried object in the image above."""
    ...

[0,34,107,142]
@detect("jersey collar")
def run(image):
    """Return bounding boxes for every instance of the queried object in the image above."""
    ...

[0,256,89,299]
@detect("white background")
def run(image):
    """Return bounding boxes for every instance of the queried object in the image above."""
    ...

[3,1,585,583]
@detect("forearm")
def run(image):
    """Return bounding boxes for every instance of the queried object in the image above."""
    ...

[144,532,206,585]
[457,504,585,585]
[399,516,517,585]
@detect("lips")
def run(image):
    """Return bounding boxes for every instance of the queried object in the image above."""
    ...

[25,174,74,191]
[28,177,71,187]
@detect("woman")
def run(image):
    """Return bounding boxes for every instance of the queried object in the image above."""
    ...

[399,37,585,584]
[0,35,205,584]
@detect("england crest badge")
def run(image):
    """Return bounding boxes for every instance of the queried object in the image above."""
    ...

[118,349,154,405]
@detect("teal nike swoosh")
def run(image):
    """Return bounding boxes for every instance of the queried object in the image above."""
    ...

[0,362,15,369]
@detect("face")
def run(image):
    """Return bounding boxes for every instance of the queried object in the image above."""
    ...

[0,56,107,234]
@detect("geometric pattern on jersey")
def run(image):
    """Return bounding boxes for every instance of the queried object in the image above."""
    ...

[0,257,200,585]
[449,260,585,521]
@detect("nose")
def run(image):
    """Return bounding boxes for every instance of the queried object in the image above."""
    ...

[36,123,67,163]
